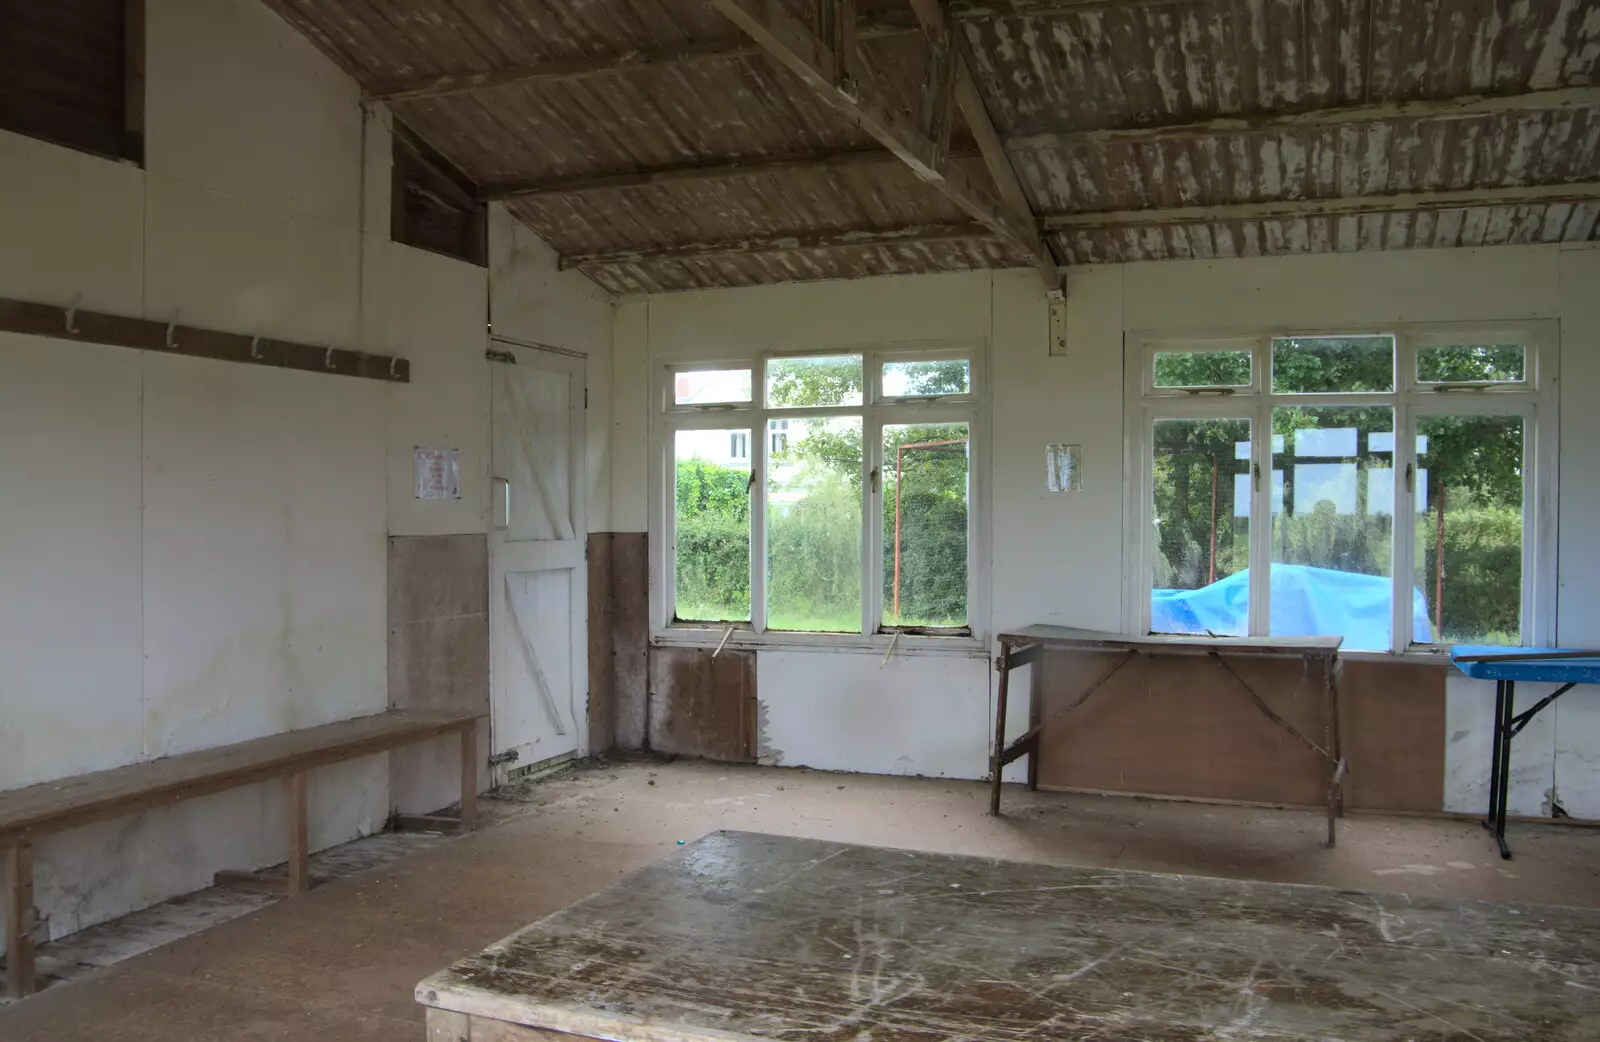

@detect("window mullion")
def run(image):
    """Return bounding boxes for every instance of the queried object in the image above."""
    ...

[1392,401,1417,652]
[864,414,883,636]
[1248,393,1272,638]
[751,409,769,634]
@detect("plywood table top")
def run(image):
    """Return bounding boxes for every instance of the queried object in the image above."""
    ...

[417,830,1600,1041]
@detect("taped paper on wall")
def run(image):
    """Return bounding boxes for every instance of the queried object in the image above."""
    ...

[1047,444,1081,492]
[414,447,460,500]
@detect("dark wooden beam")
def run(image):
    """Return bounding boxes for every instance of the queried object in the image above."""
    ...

[705,0,1056,282]
[1007,85,1600,151]
[363,0,1184,103]
[560,222,993,269]
[483,146,901,199]
[1040,181,1600,231]
[908,0,1062,282]
[0,297,410,383]
[557,180,1600,269]
[484,86,1600,201]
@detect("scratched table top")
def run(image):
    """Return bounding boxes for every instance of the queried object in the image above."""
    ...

[417,831,1600,1041]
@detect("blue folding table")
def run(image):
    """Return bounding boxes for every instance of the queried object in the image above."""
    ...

[1451,646,1600,859]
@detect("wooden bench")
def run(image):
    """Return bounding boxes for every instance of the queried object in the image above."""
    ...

[1,708,481,998]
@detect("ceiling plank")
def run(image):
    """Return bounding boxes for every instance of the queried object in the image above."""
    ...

[704,0,1057,284]
[1041,182,1600,230]
[482,87,1600,199]
[363,0,1184,103]
[559,222,994,268]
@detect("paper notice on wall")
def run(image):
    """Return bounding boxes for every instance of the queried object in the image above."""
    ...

[1046,444,1081,492]
[414,447,460,500]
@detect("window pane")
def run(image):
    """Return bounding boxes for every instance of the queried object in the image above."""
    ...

[1270,406,1395,651]
[1417,344,1526,384]
[1153,350,1251,388]
[767,417,862,632]
[883,423,969,629]
[766,355,864,408]
[1272,336,1394,393]
[1414,415,1524,646]
[1151,418,1252,636]
[673,369,751,405]
[674,430,750,623]
[883,360,970,397]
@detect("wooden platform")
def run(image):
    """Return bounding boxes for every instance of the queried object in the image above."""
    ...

[418,830,1600,1041]
[2,708,481,998]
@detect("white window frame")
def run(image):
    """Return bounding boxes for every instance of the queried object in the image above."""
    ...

[1124,321,1558,656]
[651,342,989,654]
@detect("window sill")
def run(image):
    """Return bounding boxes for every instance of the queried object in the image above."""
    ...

[651,627,987,658]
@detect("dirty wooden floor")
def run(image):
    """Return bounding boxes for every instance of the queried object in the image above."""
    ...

[3,760,1598,1041]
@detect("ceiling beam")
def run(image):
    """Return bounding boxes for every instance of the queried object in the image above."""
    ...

[483,146,899,199]
[704,0,1057,283]
[1041,181,1600,231]
[558,181,1600,268]
[559,222,993,268]
[481,86,1600,200]
[1007,85,1600,151]
[908,0,1062,282]
[363,0,1182,104]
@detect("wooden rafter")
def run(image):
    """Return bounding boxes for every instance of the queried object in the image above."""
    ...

[559,223,993,269]
[704,0,1058,285]
[556,181,1600,269]
[1040,181,1600,231]
[1007,85,1600,151]
[364,0,1185,103]
[482,86,1600,200]
[907,0,1060,277]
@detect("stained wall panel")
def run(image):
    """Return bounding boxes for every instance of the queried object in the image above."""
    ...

[648,647,757,762]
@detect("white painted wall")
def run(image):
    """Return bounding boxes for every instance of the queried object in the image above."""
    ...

[0,0,613,949]
[615,244,1600,798]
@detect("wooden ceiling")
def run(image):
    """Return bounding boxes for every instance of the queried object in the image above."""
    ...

[264,0,1600,294]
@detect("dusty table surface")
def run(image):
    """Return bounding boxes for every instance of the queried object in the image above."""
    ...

[417,830,1600,1041]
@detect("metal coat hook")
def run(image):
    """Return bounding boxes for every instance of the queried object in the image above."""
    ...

[389,356,399,379]
[324,347,336,370]
[165,323,178,349]
[64,301,81,335]
[249,336,263,360]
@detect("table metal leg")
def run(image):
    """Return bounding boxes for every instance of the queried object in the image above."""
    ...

[989,650,1012,817]
[1482,679,1506,836]
[1493,679,1516,859]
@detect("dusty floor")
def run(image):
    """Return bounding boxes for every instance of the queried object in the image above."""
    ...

[3,760,1598,1041]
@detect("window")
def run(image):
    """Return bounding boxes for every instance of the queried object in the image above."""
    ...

[1129,327,1554,652]
[392,124,486,266]
[0,0,143,162]
[659,350,981,639]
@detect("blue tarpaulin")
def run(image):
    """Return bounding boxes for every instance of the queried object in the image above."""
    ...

[1152,564,1432,651]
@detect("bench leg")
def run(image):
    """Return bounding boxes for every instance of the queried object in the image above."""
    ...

[286,772,310,896]
[5,840,37,998]
[459,724,478,831]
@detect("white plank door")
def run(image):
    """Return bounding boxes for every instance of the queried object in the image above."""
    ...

[489,345,587,780]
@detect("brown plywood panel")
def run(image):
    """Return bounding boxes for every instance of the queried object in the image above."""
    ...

[1035,649,1332,807]
[611,533,650,750]
[647,646,757,763]
[1339,659,1448,812]
[586,533,616,755]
